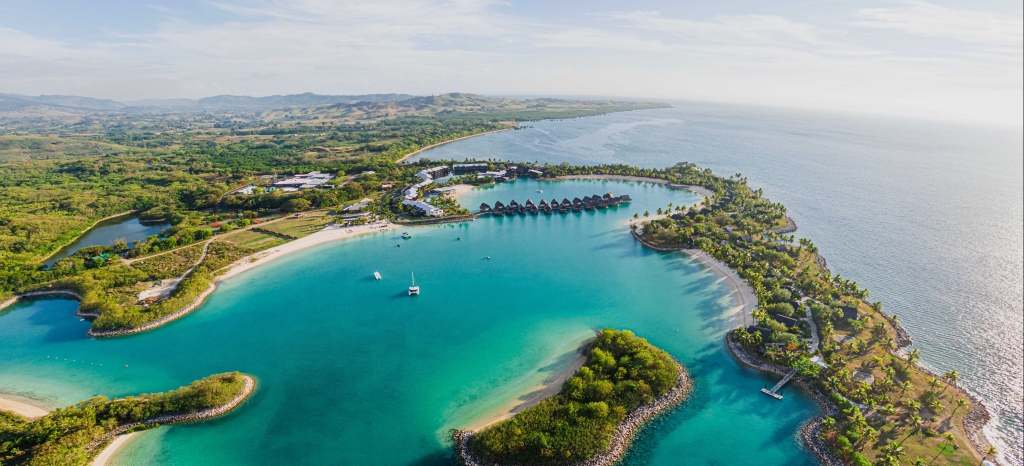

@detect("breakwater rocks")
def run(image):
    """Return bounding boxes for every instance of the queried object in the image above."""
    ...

[725,334,846,466]
[453,363,691,466]
[773,216,798,234]
[87,283,217,338]
[0,290,85,312]
[88,375,256,452]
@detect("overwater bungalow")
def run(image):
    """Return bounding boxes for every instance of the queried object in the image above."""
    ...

[584,202,596,211]
[539,199,549,209]
[603,192,613,200]
[582,195,592,203]
[609,196,621,206]
[479,203,492,213]
[509,199,519,209]
[596,198,607,209]
[619,194,632,202]
[561,198,571,209]
[551,199,559,208]
[493,201,505,215]
[525,199,535,208]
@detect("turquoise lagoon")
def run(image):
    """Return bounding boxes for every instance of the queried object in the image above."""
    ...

[0,178,819,465]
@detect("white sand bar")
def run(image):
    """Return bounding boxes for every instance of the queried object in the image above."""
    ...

[0,396,50,419]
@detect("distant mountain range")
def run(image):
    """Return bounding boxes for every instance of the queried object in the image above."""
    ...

[0,92,418,114]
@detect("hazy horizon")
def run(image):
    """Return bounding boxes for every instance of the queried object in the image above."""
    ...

[1,0,1021,126]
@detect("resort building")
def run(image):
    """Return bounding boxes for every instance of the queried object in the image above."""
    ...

[453,163,489,173]
[343,198,372,212]
[416,166,450,180]
[401,200,443,217]
[273,171,335,190]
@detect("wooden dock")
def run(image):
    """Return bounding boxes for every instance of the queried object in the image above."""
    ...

[761,368,798,400]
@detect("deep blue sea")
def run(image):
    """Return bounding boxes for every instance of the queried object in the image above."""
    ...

[410,102,1024,464]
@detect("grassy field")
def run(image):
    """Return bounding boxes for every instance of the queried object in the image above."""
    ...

[219,230,289,249]
[256,212,332,238]
[130,243,204,280]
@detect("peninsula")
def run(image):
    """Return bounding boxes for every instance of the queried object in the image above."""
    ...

[455,328,690,466]
[609,162,999,466]
[0,372,255,466]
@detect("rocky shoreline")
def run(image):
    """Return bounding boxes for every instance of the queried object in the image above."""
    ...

[87,375,256,452]
[87,283,217,338]
[726,334,846,466]
[453,362,691,466]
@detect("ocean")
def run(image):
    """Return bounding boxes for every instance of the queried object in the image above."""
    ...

[409,101,1024,464]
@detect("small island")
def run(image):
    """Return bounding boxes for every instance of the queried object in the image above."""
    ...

[0,372,255,466]
[455,329,690,466]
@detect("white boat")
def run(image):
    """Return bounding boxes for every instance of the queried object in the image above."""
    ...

[374,271,381,280]
[401,232,411,238]
[408,272,420,295]
[537,190,543,193]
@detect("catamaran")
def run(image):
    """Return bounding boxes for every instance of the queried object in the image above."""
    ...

[408,272,420,295]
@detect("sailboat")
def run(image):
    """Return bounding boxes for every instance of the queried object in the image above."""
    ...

[408,272,420,295]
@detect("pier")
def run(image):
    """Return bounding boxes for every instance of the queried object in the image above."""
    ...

[761,368,798,400]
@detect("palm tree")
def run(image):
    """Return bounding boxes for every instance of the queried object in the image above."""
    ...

[982,445,997,462]
[942,433,956,452]
[912,458,925,466]
[942,370,960,392]
[906,348,921,369]
[951,398,968,417]
[882,442,906,461]
[928,399,944,415]
[899,381,914,399]
[884,337,897,352]
[928,378,941,391]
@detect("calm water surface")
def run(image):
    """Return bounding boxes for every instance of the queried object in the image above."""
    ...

[411,103,1024,464]
[0,179,819,465]
[44,215,171,266]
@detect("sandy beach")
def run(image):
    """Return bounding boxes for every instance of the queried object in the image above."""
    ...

[682,250,757,328]
[215,222,393,283]
[396,129,512,164]
[0,395,50,419]
[464,338,593,432]
[91,432,137,466]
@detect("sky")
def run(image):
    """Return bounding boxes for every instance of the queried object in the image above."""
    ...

[0,0,1021,126]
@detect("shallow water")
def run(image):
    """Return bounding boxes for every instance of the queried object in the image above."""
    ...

[44,215,171,266]
[411,102,1024,464]
[0,178,819,465]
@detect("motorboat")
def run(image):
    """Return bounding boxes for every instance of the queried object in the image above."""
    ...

[374,271,381,280]
[401,232,411,238]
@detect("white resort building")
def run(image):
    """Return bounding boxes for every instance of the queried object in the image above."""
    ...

[402,200,443,217]
[273,171,335,190]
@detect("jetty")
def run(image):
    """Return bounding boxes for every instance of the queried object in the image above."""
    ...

[478,192,629,216]
[761,368,798,400]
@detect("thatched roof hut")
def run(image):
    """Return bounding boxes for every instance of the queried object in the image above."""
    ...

[479,203,492,212]
[619,194,632,202]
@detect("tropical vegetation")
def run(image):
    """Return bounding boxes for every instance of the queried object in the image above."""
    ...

[0,372,250,466]
[468,329,679,465]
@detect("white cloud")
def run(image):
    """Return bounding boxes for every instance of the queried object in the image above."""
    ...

[853,1,1023,46]
[0,1,1020,125]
